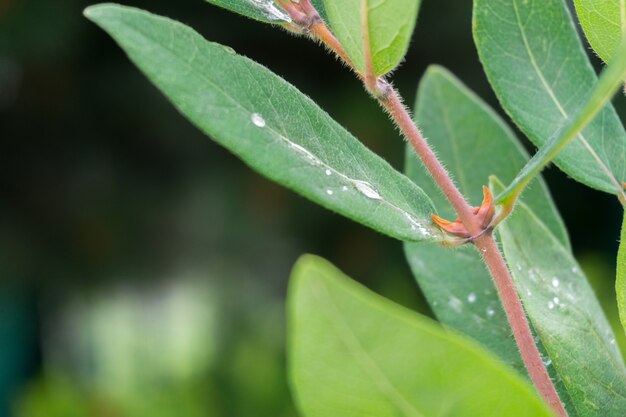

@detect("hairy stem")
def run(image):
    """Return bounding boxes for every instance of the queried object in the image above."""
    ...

[303,10,567,416]
[383,89,566,415]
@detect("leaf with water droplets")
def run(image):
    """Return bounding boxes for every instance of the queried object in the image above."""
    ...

[473,0,626,197]
[322,0,422,76]
[617,211,626,335]
[493,177,626,416]
[574,0,626,63]
[289,255,555,417]
[84,4,440,242]
[404,66,570,382]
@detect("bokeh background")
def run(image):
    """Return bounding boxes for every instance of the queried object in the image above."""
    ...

[1,0,625,416]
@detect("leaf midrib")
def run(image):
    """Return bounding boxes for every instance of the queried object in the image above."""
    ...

[511,0,623,194]
[310,275,426,417]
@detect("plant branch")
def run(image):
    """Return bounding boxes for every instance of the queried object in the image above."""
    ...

[497,36,626,209]
[287,5,567,415]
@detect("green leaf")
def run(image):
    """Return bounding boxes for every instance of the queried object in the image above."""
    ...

[496,37,626,206]
[84,3,441,242]
[493,178,626,416]
[574,0,626,63]
[473,0,626,196]
[288,254,556,417]
[203,0,293,24]
[404,66,569,376]
[618,212,626,335]
[322,0,421,76]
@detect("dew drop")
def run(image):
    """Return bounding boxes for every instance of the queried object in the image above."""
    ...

[544,358,552,367]
[526,288,532,296]
[548,301,555,310]
[610,338,616,345]
[448,297,463,313]
[325,169,332,176]
[553,297,560,305]
[353,180,382,200]
[326,189,334,195]
[251,113,266,127]
[571,267,579,274]
[342,186,348,192]
[551,278,560,287]
[486,307,495,317]
[289,143,321,165]
[467,293,477,303]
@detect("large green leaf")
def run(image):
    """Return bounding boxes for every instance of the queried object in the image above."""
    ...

[288,255,556,417]
[404,66,568,377]
[494,179,626,416]
[496,38,626,206]
[84,3,440,242]
[322,0,421,76]
[574,0,626,63]
[473,0,626,196]
[618,212,626,335]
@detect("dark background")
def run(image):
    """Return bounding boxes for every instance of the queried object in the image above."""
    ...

[1,0,624,416]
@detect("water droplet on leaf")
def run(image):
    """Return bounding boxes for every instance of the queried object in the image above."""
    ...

[251,113,266,127]
[353,180,382,200]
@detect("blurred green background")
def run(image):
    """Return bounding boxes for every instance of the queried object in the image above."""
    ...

[1,0,625,416]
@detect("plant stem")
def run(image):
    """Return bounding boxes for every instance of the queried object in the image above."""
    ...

[383,89,567,415]
[305,13,567,416]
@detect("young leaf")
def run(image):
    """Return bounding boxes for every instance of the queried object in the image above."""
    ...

[618,212,626,335]
[405,66,569,375]
[288,255,556,417]
[574,0,626,63]
[322,0,421,76]
[494,178,626,416]
[473,0,626,197]
[84,3,441,243]
[204,0,293,24]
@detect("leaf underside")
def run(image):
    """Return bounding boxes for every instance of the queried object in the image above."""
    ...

[495,178,626,417]
[289,255,555,417]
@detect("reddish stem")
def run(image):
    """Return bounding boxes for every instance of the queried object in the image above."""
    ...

[383,74,568,417]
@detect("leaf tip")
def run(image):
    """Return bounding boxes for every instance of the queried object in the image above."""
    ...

[83,3,114,20]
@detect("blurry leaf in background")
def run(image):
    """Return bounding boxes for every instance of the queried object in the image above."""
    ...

[288,255,555,417]
[16,263,298,417]
[473,0,626,196]
[84,3,440,243]
[404,66,567,376]
[322,0,422,76]
[0,288,38,417]
[493,178,626,416]
[574,0,626,64]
